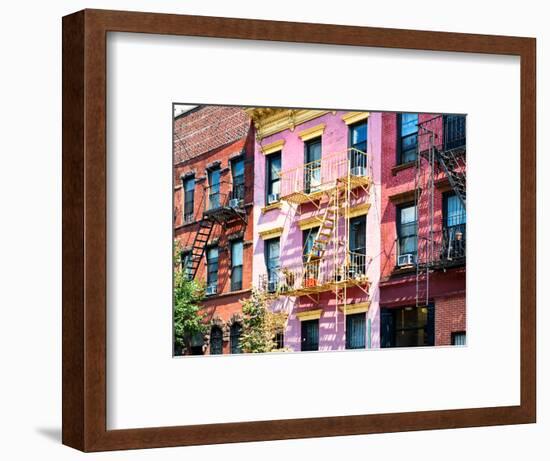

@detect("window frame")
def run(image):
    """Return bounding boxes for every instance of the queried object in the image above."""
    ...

[230,239,244,292]
[265,151,282,205]
[396,202,418,260]
[396,113,419,165]
[231,157,245,201]
[300,319,319,352]
[230,322,242,354]
[182,176,195,223]
[209,325,223,355]
[345,312,367,349]
[264,237,280,293]
[304,137,322,194]
[205,246,219,295]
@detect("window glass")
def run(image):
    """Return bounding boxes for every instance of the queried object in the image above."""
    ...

[399,113,418,164]
[446,194,466,227]
[231,240,243,291]
[210,326,223,355]
[350,122,367,152]
[346,313,366,349]
[398,204,417,257]
[183,177,195,222]
[230,323,242,354]
[267,153,281,200]
[301,319,319,351]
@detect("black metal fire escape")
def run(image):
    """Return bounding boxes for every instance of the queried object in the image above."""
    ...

[186,182,247,280]
[436,115,466,207]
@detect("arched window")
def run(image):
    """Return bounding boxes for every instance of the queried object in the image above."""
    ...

[230,323,242,354]
[210,326,223,355]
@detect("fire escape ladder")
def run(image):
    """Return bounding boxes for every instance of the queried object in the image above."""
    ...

[305,187,345,265]
[187,218,215,279]
[436,148,466,207]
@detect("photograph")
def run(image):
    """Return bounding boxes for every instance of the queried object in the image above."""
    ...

[173,105,466,356]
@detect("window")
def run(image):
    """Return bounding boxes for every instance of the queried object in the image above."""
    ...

[397,204,417,262]
[452,331,466,346]
[349,121,368,175]
[183,177,195,223]
[208,168,221,210]
[346,313,366,349]
[303,227,320,282]
[180,251,192,281]
[350,121,367,153]
[349,215,367,275]
[189,332,205,355]
[210,326,223,355]
[231,239,243,291]
[300,319,319,351]
[398,113,418,164]
[206,247,218,295]
[304,138,322,193]
[230,323,242,354]
[266,152,281,204]
[443,114,466,150]
[264,237,280,293]
[302,227,320,260]
[231,158,245,202]
[380,306,435,348]
[274,332,284,350]
[443,193,466,260]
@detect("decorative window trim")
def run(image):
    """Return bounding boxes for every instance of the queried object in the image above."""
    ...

[259,227,284,240]
[339,302,370,315]
[180,170,196,179]
[389,189,418,205]
[341,111,370,126]
[261,202,283,213]
[205,160,222,170]
[346,203,371,219]
[296,309,322,321]
[298,123,326,142]
[297,216,324,231]
[261,139,285,156]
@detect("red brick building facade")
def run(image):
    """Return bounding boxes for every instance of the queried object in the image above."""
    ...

[379,112,466,347]
[173,106,254,355]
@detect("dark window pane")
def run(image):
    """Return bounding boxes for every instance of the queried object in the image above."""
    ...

[399,113,418,164]
[265,237,280,292]
[230,323,242,354]
[346,313,366,349]
[206,247,218,294]
[208,169,221,209]
[301,319,319,351]
[231,159,245,200]
[183,177,195,222]
[350,122,367,153]
[231,240,243,291]
[210,326,223,354]
[305,138,322,193]
[452,331,466,346]
[398,204,417,258]
[266,152,281,202]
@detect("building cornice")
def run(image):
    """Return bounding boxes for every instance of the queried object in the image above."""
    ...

[245,108,330,140]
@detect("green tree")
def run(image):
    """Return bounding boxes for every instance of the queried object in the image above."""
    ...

[173,245,206,355]
[240,289,288,353]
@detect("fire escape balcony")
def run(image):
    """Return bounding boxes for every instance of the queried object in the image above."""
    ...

[415,224,466,270]
[279,148,371,205]
[258,251,370,298]
[202,182,247,224]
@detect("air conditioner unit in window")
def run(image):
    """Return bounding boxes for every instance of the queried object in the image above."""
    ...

[351,165,367,177]
[206,284,217,296]
[268,193,280,204]
[397,253,416,267]
[228,198,241,208]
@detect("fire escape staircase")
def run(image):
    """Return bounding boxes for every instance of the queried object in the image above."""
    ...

[436,147,466,206]
[304,186,346,265]
[187,218,214,280]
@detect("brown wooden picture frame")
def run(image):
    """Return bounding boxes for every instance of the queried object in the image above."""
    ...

[62,8,536,452]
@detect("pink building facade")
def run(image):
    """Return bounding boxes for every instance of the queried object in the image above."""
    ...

[248,109,382,351]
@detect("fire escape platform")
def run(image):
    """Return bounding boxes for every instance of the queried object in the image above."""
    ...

[203,206,246,224]
[280,277,370,298]
[279,175,371,206]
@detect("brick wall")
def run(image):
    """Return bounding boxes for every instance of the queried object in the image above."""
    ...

[174,105,250,163]
[435,295,466,346]
[173,106,254,354]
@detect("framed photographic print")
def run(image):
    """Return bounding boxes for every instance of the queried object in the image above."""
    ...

[62,9,536,452]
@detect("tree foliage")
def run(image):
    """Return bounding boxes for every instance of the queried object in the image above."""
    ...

[240,289,288,353]
[173,243,206,354]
